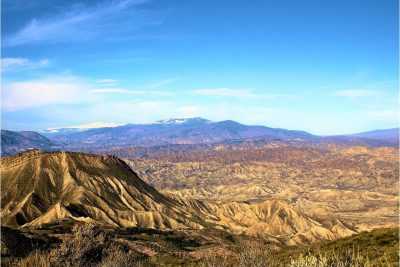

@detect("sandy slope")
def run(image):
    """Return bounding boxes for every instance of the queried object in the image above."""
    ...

[1,150,201,230]
[1,150,355,245]
[126,144,399,233]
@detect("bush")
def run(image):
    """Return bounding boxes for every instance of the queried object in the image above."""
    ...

[6,226,398,267]
[198,244,391,267]
[5,250,51,267]
[237,240,274,267]
[6,224,148,267]
[50,223,107,266]
[99,244,149,267]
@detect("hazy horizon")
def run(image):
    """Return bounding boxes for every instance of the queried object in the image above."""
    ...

[2,0,398,135]
[2,116,399,137]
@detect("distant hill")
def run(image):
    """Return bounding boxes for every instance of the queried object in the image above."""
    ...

[41,117,398,150]
[42,117,316,149]
[1,130,54,156]
[322,128,399,147]
[351,128,399,143]
[2,119,397,156]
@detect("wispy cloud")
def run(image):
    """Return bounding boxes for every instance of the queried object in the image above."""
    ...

[192,88,293,99]
[5,0,160,46]
[2,75,90,111]
[90,77,178,95]
[96,79,118,86]
[147,78,179,88]
[81,100,176,124]
[193,88,261,98]
[90,88,172,96]
[65,101,279,127]
[1,57,49,72]
[90,88,132,94]
[2,72,177,112]
[47,122,124,131]
[334,89,380,98]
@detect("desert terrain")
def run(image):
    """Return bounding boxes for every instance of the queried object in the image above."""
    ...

[1,140,398,266]
[124,143,399,234]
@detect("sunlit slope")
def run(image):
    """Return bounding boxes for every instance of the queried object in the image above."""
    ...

[1,150,355,245]
[127,145,399,232]
[0,151,201,229]
[173,196,355,245]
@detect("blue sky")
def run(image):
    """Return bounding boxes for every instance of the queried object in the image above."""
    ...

[2,0,398,134]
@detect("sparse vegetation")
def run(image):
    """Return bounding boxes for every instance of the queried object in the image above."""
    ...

[195,233,399,267]
[6,251,52,267]
[1,150,398,266]
[3,226,398,267]
[3,224,149,267]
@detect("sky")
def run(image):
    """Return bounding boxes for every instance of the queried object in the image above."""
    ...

[1,0,398,135]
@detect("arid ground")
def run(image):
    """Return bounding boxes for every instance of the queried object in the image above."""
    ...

[1,142,398,266]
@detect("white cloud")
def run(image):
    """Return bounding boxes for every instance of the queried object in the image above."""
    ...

[1,57,49,72]
[192,88,292,100]
[2,73,177,112]
[334,89,380,97]
[147,78,179,88]
[83,100,175,124]
[90,88,173,96]
[96,79,118,86]
[193,88,260,98]
[90,88,132,94]
[1,75,90,111]
[44,100,202,126]
[91,78,178,94]
[47,122,124,131]
[5,0,157,46]
[2,58,29,68]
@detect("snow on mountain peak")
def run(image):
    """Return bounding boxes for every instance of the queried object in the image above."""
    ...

[155,117,211,125]
[44,122,124,133]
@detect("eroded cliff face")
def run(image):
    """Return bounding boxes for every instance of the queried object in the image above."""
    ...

[125,144,399,233]
[0,151,202,230]
[1,151,356,245]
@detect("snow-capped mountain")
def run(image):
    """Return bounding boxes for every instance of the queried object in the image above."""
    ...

[39,117,316,148]
[155,117,211,125]
[2,118,397,155]
[42,122,124,135]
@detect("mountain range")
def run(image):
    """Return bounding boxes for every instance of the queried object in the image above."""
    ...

[1,118,398,155]
[1,130,55,156]
[41,117,316,147]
